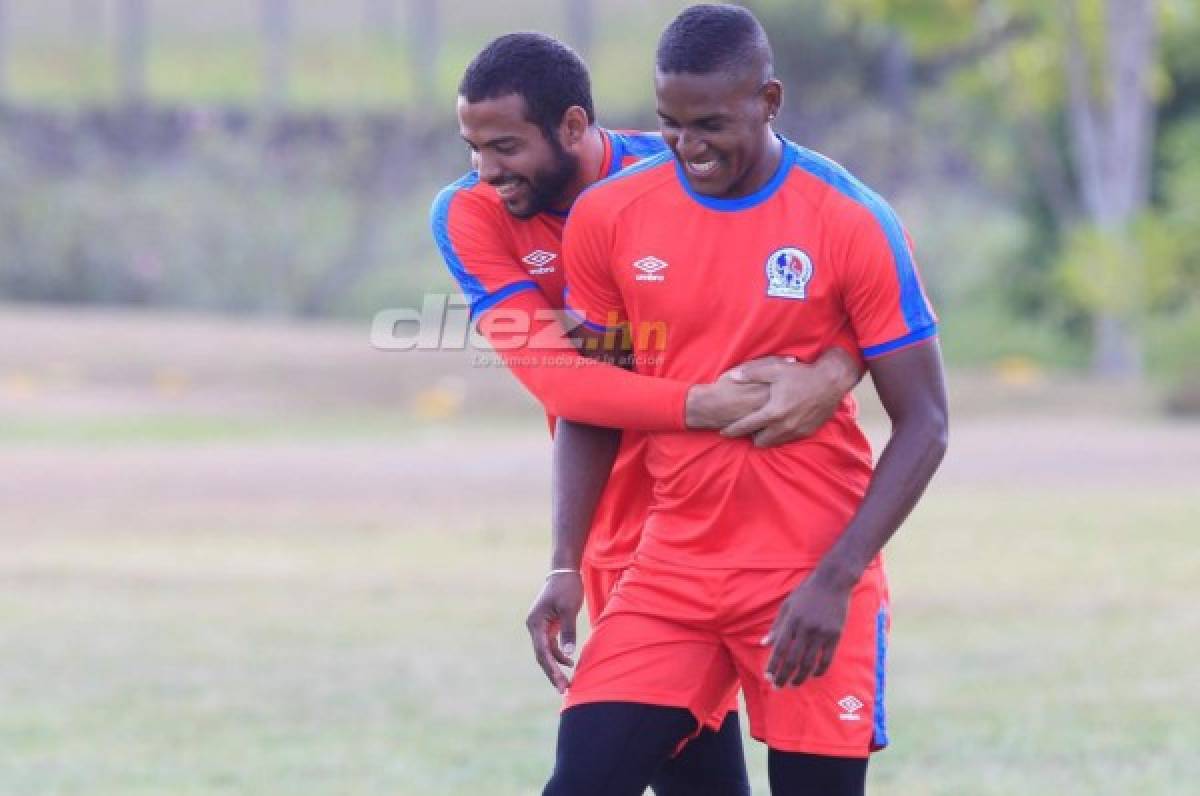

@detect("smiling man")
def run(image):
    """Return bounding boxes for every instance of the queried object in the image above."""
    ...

[431,32,863,796]
[540,6,948,795]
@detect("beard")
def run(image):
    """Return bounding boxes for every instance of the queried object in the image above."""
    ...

[508,139,580,219]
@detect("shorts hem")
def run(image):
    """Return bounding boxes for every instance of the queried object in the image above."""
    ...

[748,731,883,758]
[563,689,715,729]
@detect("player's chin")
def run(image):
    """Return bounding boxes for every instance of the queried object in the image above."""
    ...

[505,197,540,219]
[685,171,733,197]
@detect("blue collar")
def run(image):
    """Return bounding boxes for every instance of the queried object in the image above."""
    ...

[673,135,795,212]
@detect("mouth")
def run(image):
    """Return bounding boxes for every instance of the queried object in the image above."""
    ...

[685,158,720,179]
[492,178,528,203]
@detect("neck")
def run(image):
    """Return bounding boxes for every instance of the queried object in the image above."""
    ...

[550,126,606,213]
[727,128,783,198]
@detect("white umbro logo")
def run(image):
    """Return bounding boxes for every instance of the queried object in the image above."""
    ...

[633,256,668,282]
[522,250,557,274]
[837,695,864,721]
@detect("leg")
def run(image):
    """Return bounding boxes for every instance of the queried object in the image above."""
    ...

[543,702,698,796]
[767,750,867,796]
[651,711,751,796]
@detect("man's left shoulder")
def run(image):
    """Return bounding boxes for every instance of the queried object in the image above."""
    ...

[784,142,903,229]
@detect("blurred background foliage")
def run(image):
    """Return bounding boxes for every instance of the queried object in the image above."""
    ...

[0,0,1197,399]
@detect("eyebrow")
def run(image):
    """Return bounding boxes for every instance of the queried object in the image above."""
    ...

[657,111,728,126]
[462,135,519,149]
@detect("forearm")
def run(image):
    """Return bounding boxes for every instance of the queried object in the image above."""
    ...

[550,417,622,569]
[503,349,689,430]
[482,291,690,431]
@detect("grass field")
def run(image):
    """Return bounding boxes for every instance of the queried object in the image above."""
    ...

[1,306,1198,794]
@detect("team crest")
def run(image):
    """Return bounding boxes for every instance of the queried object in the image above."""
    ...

[766,247,814,299]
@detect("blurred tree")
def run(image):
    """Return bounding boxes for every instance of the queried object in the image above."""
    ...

[406,0,439,105]
[564,0,594,60]
[262,0,291,110]
[835,0,1163,379]
[1060,0,1159,378]
[117,0,147,105]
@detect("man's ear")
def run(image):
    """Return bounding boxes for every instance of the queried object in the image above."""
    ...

[763,79,783,122]
[559,105,591,150]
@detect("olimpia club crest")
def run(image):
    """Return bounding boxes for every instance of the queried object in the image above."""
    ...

[766,247,814,299]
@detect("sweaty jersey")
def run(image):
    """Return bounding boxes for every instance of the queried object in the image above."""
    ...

[564,136,938,569]
[431,128,670,568]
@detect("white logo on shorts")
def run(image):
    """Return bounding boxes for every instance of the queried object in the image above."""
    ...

[838,695,864,721]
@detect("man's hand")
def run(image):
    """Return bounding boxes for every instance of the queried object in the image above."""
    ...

[684,356,790,430]
[762,570,854,688]
[525,572,585,693]
[721,347,861,447]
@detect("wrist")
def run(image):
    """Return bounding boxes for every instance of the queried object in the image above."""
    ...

[546,567,581,581]
[550,548,584,571]
[817,349,860,393]
[810,555,862,593]
[684,383,716,429]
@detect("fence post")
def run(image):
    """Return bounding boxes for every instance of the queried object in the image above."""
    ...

[117,0,148,105]
[365,0,399,44]
[406,0,438,104]
[564,0,593,60]
[0,1,7,101]
[262,0,291,110]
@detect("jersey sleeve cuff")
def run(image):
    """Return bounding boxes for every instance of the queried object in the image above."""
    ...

[562,292,625,334]
[470,280,539,321]
[861,323,938,360]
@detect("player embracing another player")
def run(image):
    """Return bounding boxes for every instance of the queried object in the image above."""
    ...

[433,28,865,796]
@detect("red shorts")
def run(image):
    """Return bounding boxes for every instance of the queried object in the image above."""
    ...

[566,557,890,757]
[581,562,738,728]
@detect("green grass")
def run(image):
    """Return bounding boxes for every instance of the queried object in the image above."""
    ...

[1,439,1196,794]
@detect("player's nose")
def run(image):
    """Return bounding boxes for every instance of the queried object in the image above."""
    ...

[676,129,707,161]
[476,151,504,183]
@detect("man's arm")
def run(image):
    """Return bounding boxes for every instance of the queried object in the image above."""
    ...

[764,339,948,688]
[479,288,775,431]
[524,417,620,693]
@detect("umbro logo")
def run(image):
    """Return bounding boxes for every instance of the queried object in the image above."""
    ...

[837,695,864,721]
[522,250,557,274]
[633,256,668,282]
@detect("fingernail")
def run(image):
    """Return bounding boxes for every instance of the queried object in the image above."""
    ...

[564,643,575,657]
[760,636,770,645]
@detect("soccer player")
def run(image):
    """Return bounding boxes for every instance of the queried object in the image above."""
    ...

[538,6,949,795]
[432,33,862,796]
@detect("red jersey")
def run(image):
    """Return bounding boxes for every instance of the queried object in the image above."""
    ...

[431,128,675,568]
[563,137,938,569]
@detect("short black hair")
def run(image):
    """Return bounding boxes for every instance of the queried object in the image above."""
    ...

[458,33,595,137]
[656,4,773,79]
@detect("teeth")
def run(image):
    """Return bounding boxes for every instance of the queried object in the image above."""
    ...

[689,160,718,175]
